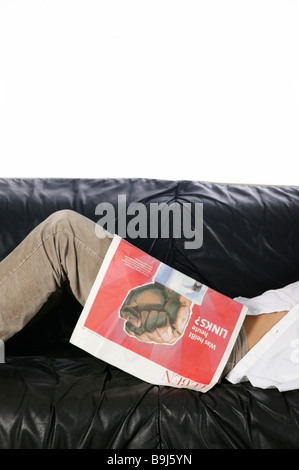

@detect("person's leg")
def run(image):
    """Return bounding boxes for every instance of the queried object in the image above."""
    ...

[220,325,248,379]
[0,210,112,341]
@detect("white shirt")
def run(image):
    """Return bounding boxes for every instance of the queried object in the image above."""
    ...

[225,281,299,391]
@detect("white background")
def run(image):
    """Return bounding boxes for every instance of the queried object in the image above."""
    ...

[0,0,298,185]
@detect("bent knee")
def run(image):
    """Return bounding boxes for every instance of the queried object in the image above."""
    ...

[44,209,83,232]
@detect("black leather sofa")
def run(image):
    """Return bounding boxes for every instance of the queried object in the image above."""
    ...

[1,177,299,449]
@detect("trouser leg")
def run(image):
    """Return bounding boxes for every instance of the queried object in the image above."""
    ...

[219,325,249,380]
[0,210,112,341]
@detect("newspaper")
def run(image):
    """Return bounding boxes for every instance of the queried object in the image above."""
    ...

[70,235,247,392]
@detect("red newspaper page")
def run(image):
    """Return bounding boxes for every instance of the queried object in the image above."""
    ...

[70,236,247,392]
